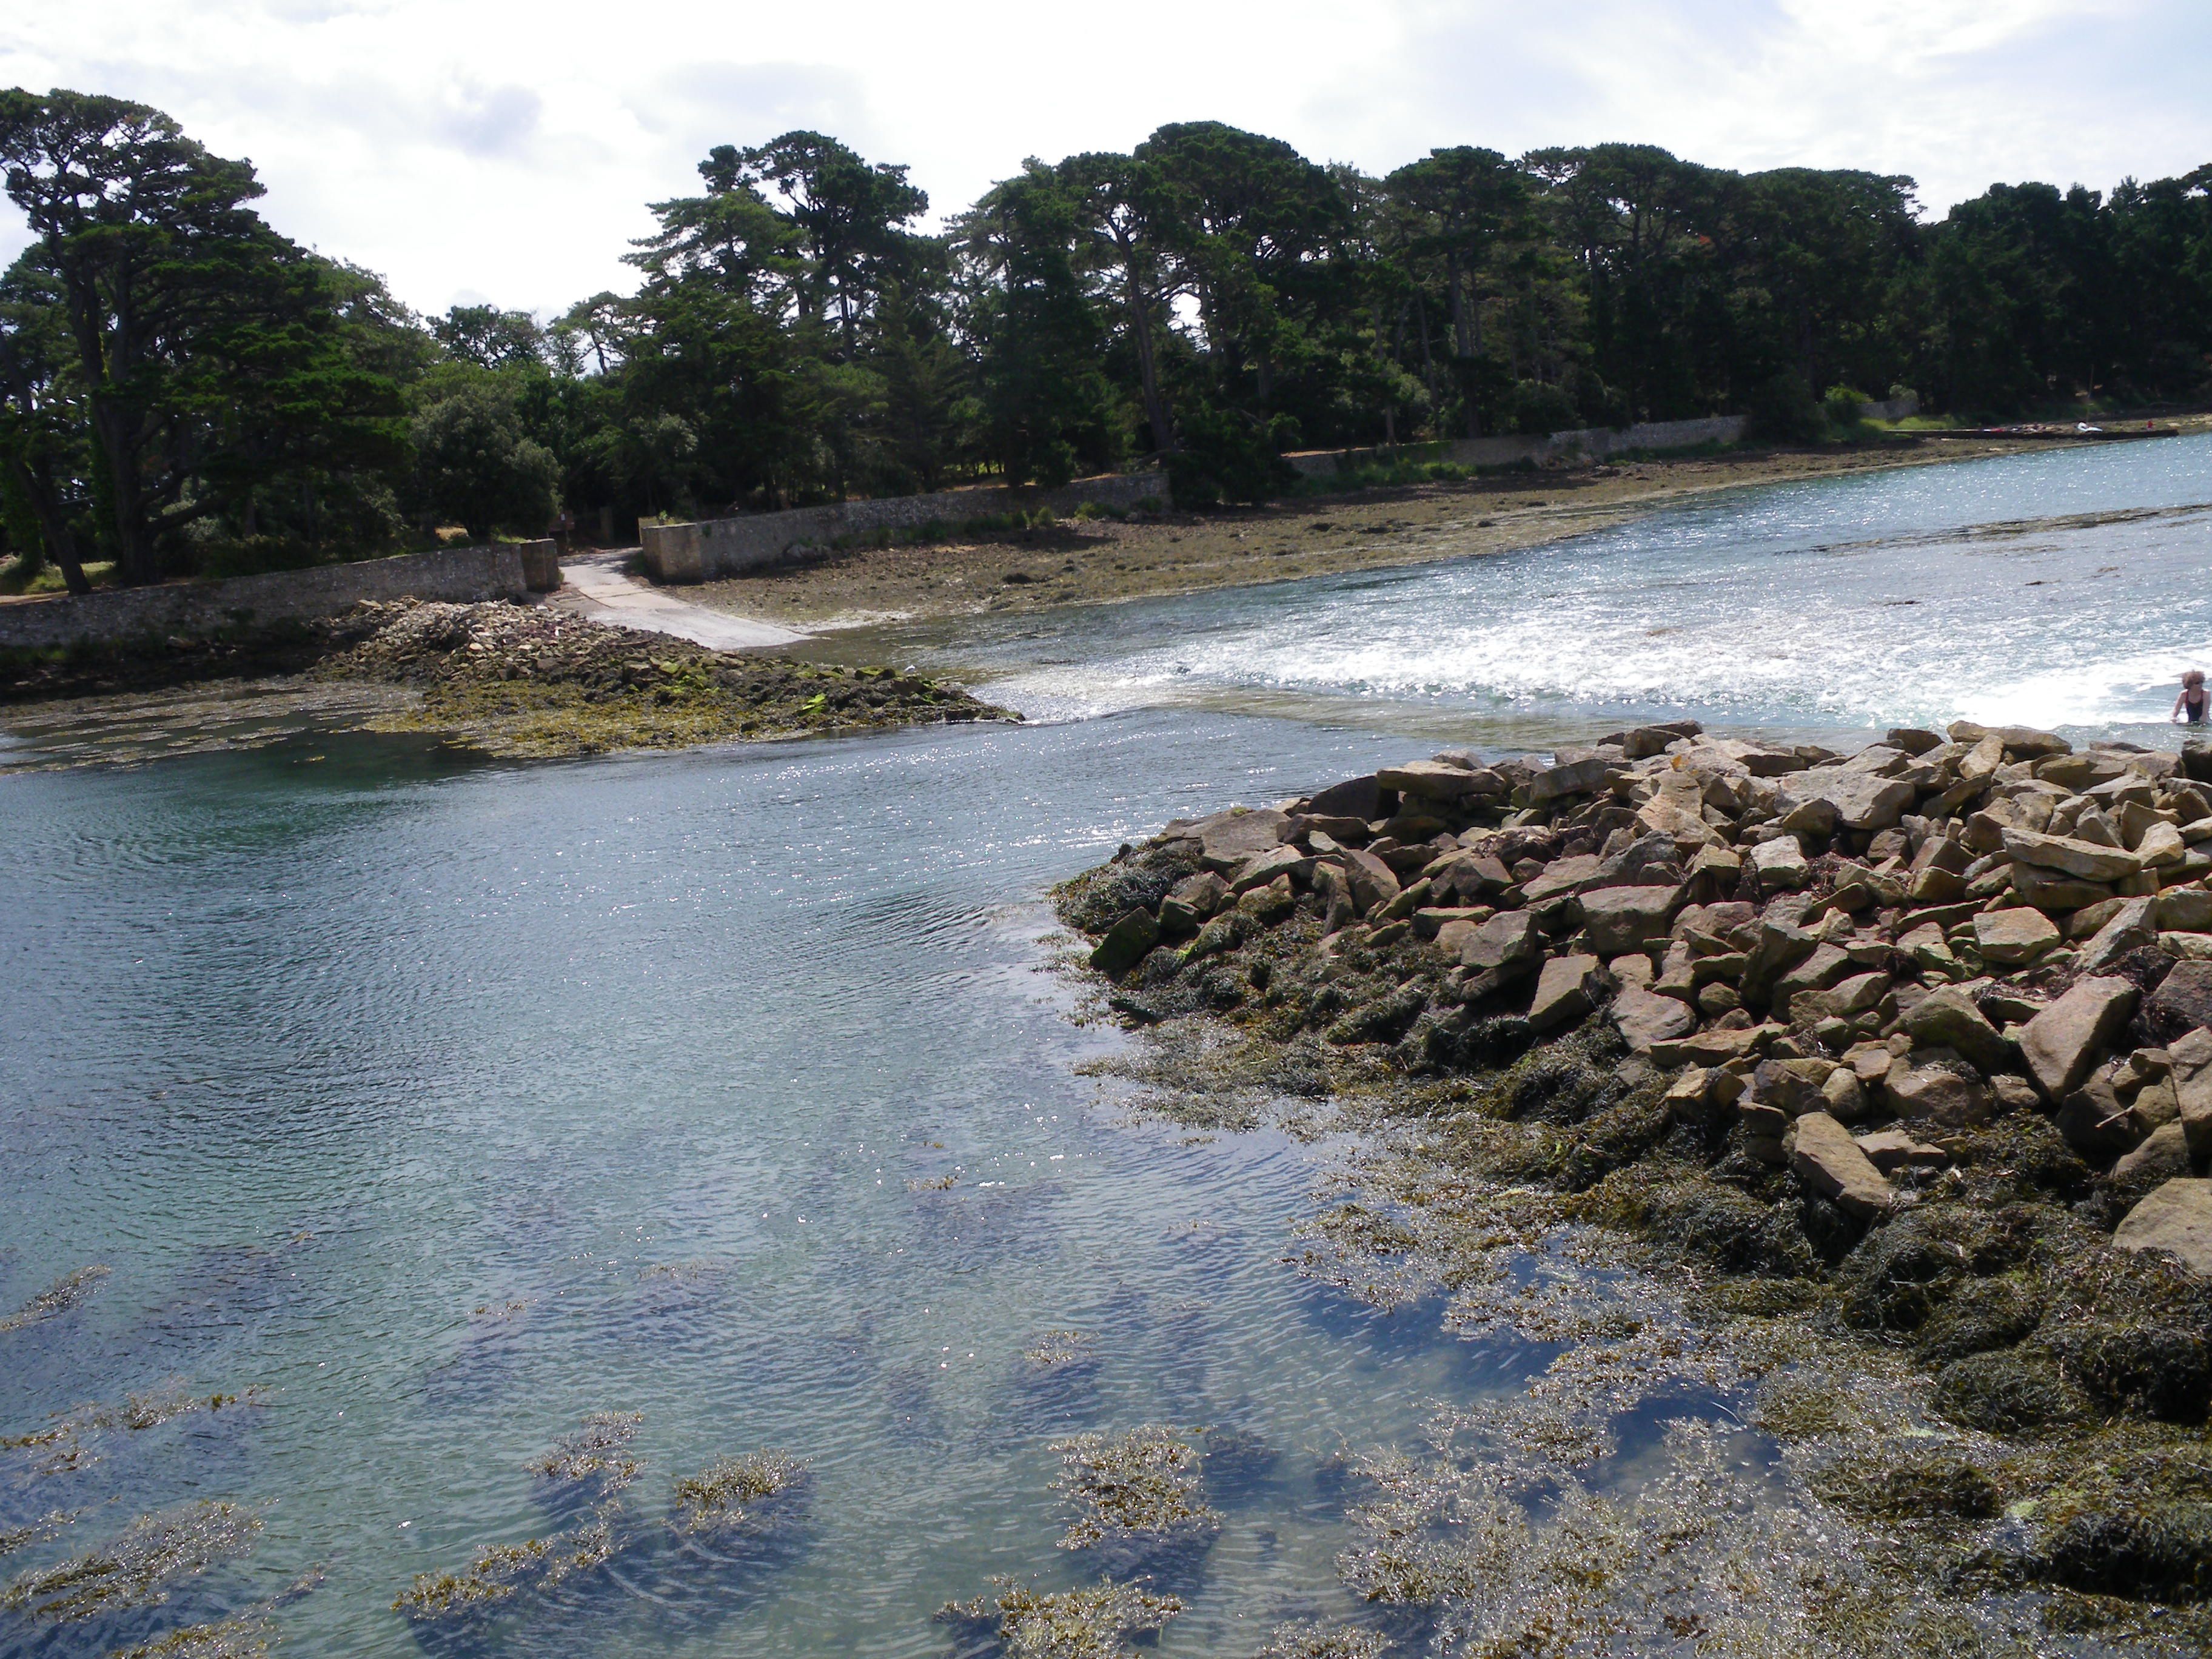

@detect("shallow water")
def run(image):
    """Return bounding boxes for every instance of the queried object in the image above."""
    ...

[863,432,2212,746]
[1,717,1526,1658]
[7,436,2211,1655]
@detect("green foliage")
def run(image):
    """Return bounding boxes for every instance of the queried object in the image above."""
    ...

[408,371,560,540]
[1165,405,1298,506]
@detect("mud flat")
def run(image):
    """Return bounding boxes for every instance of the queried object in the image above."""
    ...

[1060,719,2212,1646]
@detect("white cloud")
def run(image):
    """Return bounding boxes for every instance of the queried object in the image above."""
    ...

[1,0,2204,316]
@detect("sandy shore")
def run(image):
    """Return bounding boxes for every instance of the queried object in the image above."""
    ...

[680,433,2196,633]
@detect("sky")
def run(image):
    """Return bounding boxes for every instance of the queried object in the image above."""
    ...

[4,0,2208,320]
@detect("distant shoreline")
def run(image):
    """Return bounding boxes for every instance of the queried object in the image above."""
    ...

[685,423,2212,636]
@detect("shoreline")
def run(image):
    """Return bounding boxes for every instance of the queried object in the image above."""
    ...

[1056,719,2212,1640]
[0,598,1014,769]
[682,431,2207,634]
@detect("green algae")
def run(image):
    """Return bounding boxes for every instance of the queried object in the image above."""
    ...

[393,1536,554,1618]
[937,1577,1184,1659]
[669,1452,809,1535]
[1021,1330,1096,1370]
[528,1409,642,1495]
[1252,1621,1384,1659]
[1,1500,261,1623]
[2,1384,264,1481]
[106,1612,276,1658]
[0,1265,109,1333]
[0,1511,72,1558]
[1050,1426,1220,1552]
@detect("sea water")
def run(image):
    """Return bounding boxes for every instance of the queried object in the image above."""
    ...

[6,434,2211,1655]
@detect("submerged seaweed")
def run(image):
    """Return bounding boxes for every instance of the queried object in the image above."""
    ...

[0,1264,110,1333]
[106,1612,276,1658]
[669,1452,809,1535]
[937,1576,1183,1659]
[1252,1621,1384,1659]
[528,1410,642,1496]
[1021,1330,1096,1371]
[1050,1426,1221,1552]
[0,1499,261,1622]
[0,1510,72,1558]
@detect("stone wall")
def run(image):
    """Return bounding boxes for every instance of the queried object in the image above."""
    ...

[0,540,558,652]
[1856,394,1921,421]
[1285,415,1748,479]
[640,472,1168,583]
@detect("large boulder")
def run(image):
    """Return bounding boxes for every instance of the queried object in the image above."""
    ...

[2150,959,2212,1038]
[1376,759,1501,802]
[2077,896,2158,976]
[1740,919,1820,1008]
[2112,1179,2212,1277]
[1882,1061,1993,1127]
[1090,907,1161,977]
[1612,984,1696,1052]
[1340,848,1402,916]
[1521,854,1604,905]
[2170,1028,2212,1161]
[1459,910,1543,976]
[2000,826,2143,884]
[1527,954,1607,1034]
[1195,808,1289,873]
[2018,976,2141,1102]
[1751,836,1811,891]
[1580,885,1681,956]
[1305,776,1382,821]
[1778,766,1914,833]
[1904,985,2013,1076]
[1787,1111,1895,1218]
[1526,751,1610,803]
[1973,908,2060,966]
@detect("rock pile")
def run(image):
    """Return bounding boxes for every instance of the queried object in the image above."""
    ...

[1075,719,2212,1272]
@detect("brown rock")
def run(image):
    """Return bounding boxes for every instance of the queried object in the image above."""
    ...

[1196,808,1290,872]
[1972,907,2060,965]
[1377,759,1502,801]
[1855,1126,1951,1173]
[2112,1179,2212,1276]
[1612,985,1697,1053]
[1883,1060,1993,1127]
[2001,826,2143,883]
[2150,959,2212,1038]
[1459,910,1542,976]
[1580,885,1682,956]
[1528,954,1607,1033]
[1788,1111,1896,1218]
[2112,1122,2193,1187]
[2018,976,2140,1101]
[1341,847,1402,916]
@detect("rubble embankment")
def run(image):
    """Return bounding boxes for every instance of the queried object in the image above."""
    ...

[1061,719,2212,1626]
[1,598,1014,758]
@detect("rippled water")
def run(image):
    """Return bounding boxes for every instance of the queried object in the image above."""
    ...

[1,718,1520,1658]
[7,436,2210,1655]
[875,434,2212,744]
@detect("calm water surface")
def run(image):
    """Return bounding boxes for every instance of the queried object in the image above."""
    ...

[6,436,2211,1655]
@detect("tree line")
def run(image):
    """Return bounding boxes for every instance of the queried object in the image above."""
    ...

[2,87,2208,589]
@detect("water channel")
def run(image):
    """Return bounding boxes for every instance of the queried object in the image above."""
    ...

[4,434,2210,1655]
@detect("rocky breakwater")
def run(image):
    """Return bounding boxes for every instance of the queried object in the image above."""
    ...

[1062,719,2212,1617]
[2,597,1013,759]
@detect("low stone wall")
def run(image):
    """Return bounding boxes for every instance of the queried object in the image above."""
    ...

[1285,415,1748,479]
[641,472,1168,583]
[0,540,558,652]
[1857,394,1921,421]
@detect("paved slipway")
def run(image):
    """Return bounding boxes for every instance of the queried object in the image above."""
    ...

[555,548,806,649]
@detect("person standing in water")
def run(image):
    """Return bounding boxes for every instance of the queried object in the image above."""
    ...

[2174,670,2208,725]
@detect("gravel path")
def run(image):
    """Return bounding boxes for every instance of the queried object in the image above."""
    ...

[557,549,806,649]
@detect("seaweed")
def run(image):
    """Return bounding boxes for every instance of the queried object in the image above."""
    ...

[937,1577,1183,1659]
[1050,1426,1221,1551]
[1021,1330,1096,1371]
[393,1536,553,1618]
[1250,1621,1384,1659]
[528,1410,642,1497]
[0,1510,72,1558]
[106,1612,276,1658]
[1,1500,261,1622]
[0,1264,110,1333]
[669,1452,809,1535]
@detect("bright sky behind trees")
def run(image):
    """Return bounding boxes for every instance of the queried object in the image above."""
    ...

[4,0,2207,315]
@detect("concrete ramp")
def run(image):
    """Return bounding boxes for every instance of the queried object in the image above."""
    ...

[558,551,806,650]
